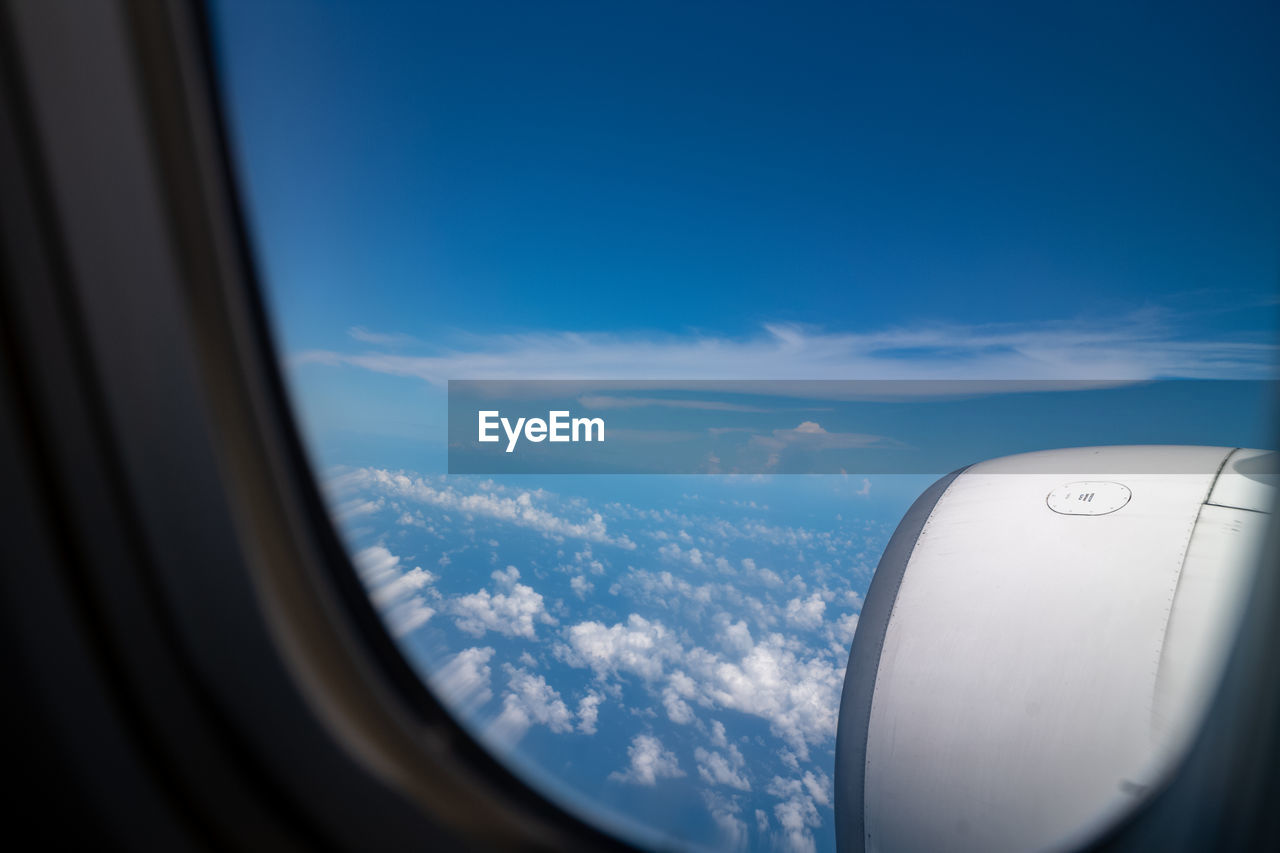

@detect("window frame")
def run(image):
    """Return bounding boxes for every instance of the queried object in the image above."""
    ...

[0,1,1275,850]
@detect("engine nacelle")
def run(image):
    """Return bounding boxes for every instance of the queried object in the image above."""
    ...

[835,446,1275,852]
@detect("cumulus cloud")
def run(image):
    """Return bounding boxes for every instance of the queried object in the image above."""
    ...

[558,614,845,758]
[570,575,594,599]
[695,744,751,791]
[609,734,685,786]
[694,632,845,758]
[662,686,696,725]
[753,421,897,452]
[335,496,383,522]
[490,665,575,743]
[829,611,860,649]
[702,791,750,851]
[383,596,436,637]
[766,771,832,853]
[353,544,403,586]
[429,646,494,716]
[555,614,683,682]
[569,545,606,575]
[614,569,717,617]
[784,592,827,631]
[353,545,436,636]
[341,468,636,548]
[453,566,555,639]
[717,617,755,656]
[577,690,604,735]
[336,460,880,849]
[369,566,436,610]
[658,542,708,569]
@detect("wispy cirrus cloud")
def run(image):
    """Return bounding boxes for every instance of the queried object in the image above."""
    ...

[578,395,776,412]
[298,312,1277,384]
[347,325,423,347]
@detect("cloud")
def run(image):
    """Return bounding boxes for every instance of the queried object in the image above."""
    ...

[336,497,383,521]
[695,744,751,791]
[429,647,494,716]
[828,612,860,650]
[577,691,604,735]
[716,617,755,656]
[609,734,685,786]
[452,566,555,640]
[658,543,710,570]
[767,771,832,853]
[353,544,402,585]
[558,613,847,758]
[578,395,773,412]
[570,575,594,599]
[343,468,636,549]
[297,313,1277,385]
[692,632,845,758]
[784,592,827,631]
[702,791,750,851]
[571,546,606,575]
[555,614,683,682]
[752,421,899,452]
[353,545,436,636]
[383,597,436,637]
[335,465,881,848]
[368,566,436,610]
[662,686,696,725]
[347,326,421,347]
[490,665,575,743]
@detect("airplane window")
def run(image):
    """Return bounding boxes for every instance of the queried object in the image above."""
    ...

[204,2,1278,851]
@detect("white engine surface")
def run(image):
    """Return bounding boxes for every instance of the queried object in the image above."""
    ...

[856,446,1274,853]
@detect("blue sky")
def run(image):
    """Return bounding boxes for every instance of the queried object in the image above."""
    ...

[213,0,1278,352]
[208,2,1278,850]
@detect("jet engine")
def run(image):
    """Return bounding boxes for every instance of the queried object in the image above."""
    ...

[834,446,1275,852]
